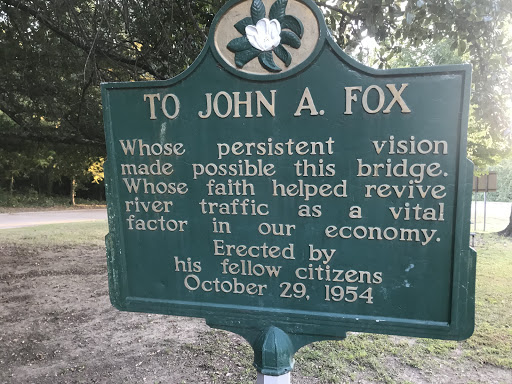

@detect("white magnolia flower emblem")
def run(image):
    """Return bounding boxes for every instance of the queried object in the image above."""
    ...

[227,0,304,72]
[245,18,281,52]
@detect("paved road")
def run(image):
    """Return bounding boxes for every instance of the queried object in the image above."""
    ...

[0,209,107,229]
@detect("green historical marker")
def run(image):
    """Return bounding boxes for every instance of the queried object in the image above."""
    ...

[101,0,476,379]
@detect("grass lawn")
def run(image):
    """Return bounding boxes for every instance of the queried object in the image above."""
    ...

[295,233,512,383]
[1,223,511,383]
[471,201,511,233]
[0,221,108,247]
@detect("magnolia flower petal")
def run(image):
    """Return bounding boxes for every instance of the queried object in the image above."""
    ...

[245,25,263,51]
[246,33,263,51]
[245,18,282,52]
[245,25,258,38]
[269,19,281,40]
[256,18,270,36]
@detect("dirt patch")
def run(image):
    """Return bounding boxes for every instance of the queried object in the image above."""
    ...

[1,244,510,383]
[0,244,223,384]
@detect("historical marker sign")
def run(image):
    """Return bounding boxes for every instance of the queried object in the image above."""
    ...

[102,0,476,374]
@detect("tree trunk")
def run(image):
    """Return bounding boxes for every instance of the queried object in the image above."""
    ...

[70,178,76,206]
[37,174,42,194]
[10,174,14,195]
[45,170,53,195]
[498,205,512,237]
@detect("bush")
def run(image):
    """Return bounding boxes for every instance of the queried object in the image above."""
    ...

[0,189,105,208]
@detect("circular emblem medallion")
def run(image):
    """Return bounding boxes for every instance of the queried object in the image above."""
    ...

[214,0,321,76]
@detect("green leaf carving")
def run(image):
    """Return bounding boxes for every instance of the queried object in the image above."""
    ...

[235,47,260,68]
[251,0,266,24]
[281,15,304,38]
[259,51,282,72]
[280,30,301,49]
[234,17,253,35]
[273,44,291,67]
[227,37,252,52]
[269,0,288,21]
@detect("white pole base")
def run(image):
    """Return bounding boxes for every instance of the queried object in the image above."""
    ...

[256,372,291,384]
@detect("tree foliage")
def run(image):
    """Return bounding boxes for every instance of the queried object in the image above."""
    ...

[0,0,511,196]
[88,157,105,184]
[0,0,224,147]
[367,36,512,172]
[320,0,512,170]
